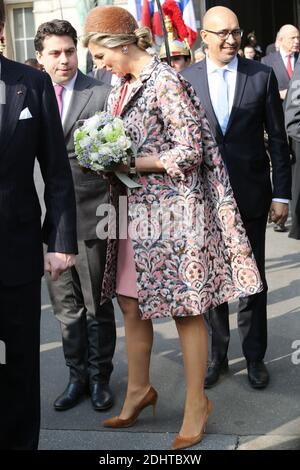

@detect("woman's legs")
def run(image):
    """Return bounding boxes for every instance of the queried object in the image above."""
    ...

[175,315,209,437]
[117,295,154,419]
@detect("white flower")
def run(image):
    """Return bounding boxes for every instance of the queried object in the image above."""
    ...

[98,143,113,156]
[83,114,101,132]
[117,136,131,150]
[112,117,124,130]
[89,128,99,140]
[80,136,92,148]
[102,123,114,138]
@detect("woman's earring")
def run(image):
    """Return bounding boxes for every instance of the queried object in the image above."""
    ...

[122,46,129,55]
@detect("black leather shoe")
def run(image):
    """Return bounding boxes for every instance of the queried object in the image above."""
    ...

[90,383,114,411]
[205,358,229,388]
[247,361,269,389]
[54,382,87,411]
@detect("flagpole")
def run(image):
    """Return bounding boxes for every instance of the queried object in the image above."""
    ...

[155,0,171,66]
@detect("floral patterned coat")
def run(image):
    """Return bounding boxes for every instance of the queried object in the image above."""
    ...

[101,56,262,320]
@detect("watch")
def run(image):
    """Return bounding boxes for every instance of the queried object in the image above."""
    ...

[129,153,136,174]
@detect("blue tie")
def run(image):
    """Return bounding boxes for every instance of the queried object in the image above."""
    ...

[214,68,229,134]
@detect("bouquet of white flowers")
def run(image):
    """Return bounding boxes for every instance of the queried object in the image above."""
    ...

[74,112,140,188]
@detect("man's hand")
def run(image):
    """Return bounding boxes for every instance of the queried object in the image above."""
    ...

[44,253,76,281]
[269,202,289,225]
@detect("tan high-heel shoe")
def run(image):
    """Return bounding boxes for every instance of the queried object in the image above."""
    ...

[102,386,158,429]
[171,396,212,450]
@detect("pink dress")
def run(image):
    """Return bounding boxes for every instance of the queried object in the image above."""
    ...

[114,81,138,299]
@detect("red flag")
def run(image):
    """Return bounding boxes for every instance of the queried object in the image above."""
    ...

[141,0,152,29]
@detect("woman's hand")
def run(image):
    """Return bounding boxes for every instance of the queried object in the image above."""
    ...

[116,155,166,174]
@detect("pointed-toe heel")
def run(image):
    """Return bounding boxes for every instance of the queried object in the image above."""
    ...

[102,386,158,429]
[171,397,212,450]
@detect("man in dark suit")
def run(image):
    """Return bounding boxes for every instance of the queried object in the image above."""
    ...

[35,20,116,412]
[182,6,291,389]
[0,4,77,450]
[262,25,299,101]
[285,59,300,239]
[262,25,299,232]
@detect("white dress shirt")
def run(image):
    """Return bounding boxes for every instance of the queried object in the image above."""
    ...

[53,71,78,125]
[206,54,238,120]
[279,48,297,71]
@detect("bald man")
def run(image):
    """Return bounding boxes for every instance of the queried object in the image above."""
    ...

[262,25,300,101]
[182,6,291,389]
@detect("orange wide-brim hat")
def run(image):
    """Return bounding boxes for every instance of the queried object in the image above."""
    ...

[84,6,138,35]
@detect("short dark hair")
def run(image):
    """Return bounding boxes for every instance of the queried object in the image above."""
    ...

[34,19,77,52]
[0,0,5,26]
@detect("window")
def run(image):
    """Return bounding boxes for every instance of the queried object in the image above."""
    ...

[12,6,35,63]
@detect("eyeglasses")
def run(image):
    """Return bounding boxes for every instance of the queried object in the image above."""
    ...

[204,29,244,40]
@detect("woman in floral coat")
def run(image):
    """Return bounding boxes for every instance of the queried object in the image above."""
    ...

[84,6,262,450]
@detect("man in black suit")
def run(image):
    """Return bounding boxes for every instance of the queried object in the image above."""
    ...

[262,25,299,101]
[285,59,300,239]
[35,20,116,412]
[0,3,77,450]
[182,6,291,389]
[262,25,299,232]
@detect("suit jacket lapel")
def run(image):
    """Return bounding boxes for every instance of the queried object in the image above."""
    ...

[195,60,223,141]
[63,71,94,138]
[0,56,26,154]
[226,56,248,134]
